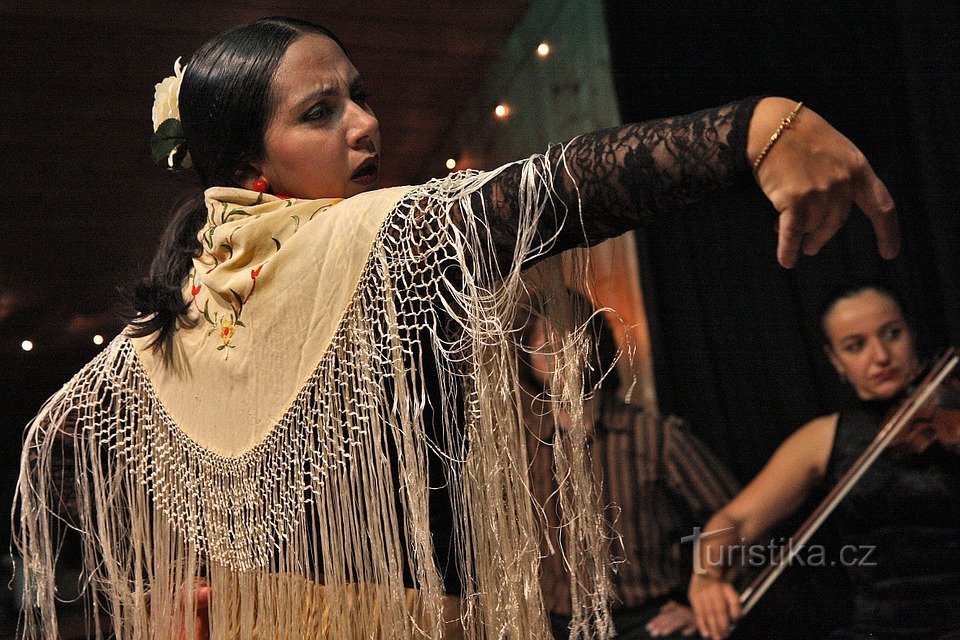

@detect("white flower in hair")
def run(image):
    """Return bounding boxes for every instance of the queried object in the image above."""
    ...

[150,57,190,169]
[152,57,185,132]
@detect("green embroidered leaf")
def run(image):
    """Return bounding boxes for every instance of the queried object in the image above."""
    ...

[272,237,282,252]
[202,300,213,324]
[291,215,300,232]
[224,210,251,222]
[150,118,185,164]
[229,289,244,316]
[218,243,233,259]
[235,320,246,327]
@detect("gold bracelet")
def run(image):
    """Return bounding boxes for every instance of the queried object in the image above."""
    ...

[752,101,804,173]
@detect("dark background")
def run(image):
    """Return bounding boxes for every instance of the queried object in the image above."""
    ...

[605,0,959,637]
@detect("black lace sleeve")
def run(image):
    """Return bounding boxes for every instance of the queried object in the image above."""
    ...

[479,97,762,268]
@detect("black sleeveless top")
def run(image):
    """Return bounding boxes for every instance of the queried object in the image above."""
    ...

[824,396,960,639]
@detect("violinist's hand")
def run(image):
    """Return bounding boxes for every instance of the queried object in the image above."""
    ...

[749,97,899,268]
[688,573,741,640]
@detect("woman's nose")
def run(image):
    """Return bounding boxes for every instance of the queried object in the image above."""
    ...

[346,101,379,150]
[871,340,892,364]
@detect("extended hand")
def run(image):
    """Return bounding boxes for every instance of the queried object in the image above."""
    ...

[750,97,899,268]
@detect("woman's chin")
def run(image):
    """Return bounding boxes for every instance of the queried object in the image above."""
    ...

[857,378,908,402]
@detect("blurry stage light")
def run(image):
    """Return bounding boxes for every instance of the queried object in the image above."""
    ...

[93,334,105,345]
[537,42,551,58]
[494,103,510,119]
[21,340,34,352]
[446,158,457,170]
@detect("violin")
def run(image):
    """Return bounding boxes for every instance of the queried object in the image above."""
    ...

[738,346,960,617]
[889,366,960,454]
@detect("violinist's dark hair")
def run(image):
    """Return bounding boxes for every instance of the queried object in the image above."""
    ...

[817,281,913,347]
[125,17,348,359]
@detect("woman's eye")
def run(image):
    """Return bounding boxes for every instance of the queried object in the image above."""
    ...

[303,103,333,121]
[843,339,864,353]
[884,326,903,341]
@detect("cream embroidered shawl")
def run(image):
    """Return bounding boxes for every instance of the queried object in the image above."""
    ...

[16,158,613,639]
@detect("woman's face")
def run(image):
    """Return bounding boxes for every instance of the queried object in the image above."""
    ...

[251,33,381,199]
[824,289,920,400]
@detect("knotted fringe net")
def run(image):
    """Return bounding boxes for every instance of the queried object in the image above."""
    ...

[15,149,614,639]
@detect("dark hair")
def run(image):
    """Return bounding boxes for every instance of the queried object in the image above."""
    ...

[817,281,912,347]
[126,17,347,357]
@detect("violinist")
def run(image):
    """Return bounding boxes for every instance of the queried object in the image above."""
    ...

[688,283,960,640]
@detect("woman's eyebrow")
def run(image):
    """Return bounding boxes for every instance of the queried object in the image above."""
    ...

[292,74,364,111]
[293,84,340,110]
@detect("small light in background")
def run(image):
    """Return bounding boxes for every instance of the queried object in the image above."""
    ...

[445,158,457,170]
[21,340,33,352]
[93,334,105,345]
[494,103,510,119]
[536,42,551,58]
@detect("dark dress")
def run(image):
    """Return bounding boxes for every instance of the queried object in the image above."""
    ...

[824,395,960,639]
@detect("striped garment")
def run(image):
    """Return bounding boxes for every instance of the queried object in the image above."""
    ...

[526,394,739,614]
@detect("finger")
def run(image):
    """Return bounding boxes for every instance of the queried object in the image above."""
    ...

[777,209,804,268]
[801,191,851,256]
[724,586,743,623]
[694,601,710,639]
[713,592,735,639]
[706,598,726,640]
[715,616,731,639]
[853,162,900,259]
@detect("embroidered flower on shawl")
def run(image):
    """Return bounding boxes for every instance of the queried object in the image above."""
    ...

[218,318,237,347]
[187,194,348,357]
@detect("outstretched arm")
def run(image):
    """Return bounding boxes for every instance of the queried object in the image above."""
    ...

[479,96,897,270]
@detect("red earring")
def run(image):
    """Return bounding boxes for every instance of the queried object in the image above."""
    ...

[251,177,269,193]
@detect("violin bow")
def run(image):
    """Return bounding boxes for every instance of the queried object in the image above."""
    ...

[738,346,959,617]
